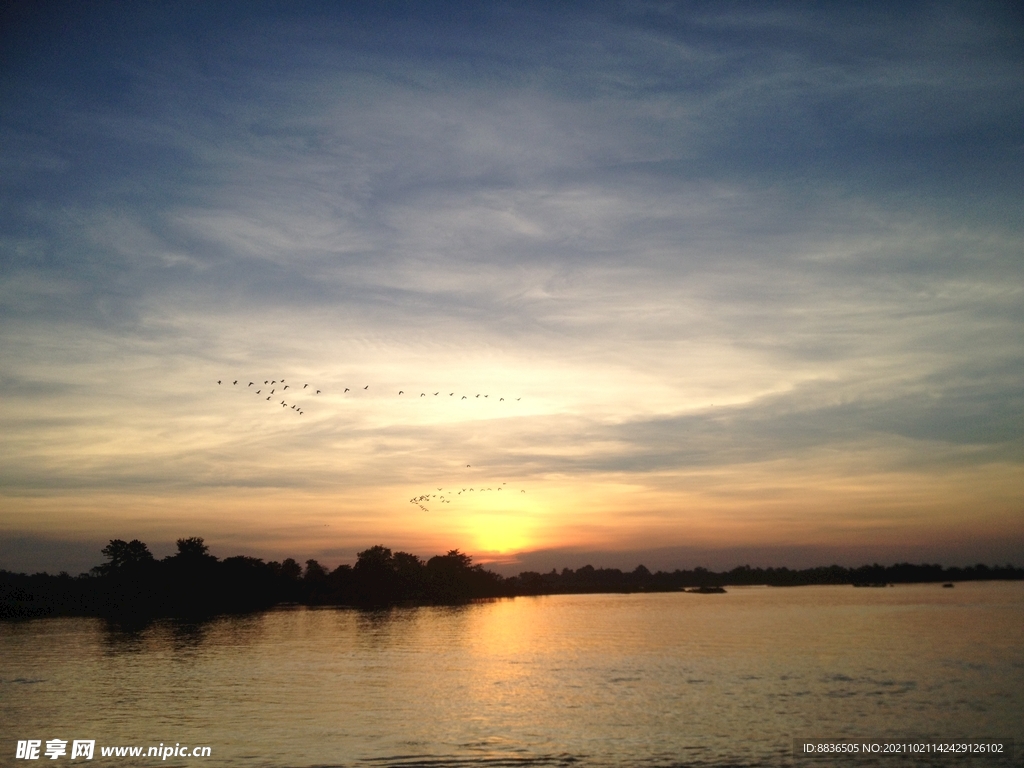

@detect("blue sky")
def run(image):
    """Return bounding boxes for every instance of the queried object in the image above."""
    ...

[1,1,1022,574]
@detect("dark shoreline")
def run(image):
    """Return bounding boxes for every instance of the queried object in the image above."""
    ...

[2,537,1022,620]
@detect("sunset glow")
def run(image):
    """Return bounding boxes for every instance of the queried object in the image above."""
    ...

[1,3,1021,576]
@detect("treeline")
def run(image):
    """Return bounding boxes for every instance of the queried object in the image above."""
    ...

[508,561,1024,594]
[0,538,506,619]
[2,537,1022,619]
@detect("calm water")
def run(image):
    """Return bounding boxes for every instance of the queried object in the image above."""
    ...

[2,583,1022,767]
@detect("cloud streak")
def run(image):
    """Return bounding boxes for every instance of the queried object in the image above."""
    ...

[1,1,1021,569]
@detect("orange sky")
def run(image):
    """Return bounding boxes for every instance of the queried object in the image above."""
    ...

[2,3,1022,575]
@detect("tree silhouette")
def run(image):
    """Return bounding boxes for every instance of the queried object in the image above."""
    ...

[304,559,327,581]
[175,537,212,560]
[354,545,397,604]
[393,552,426,600]
[98,539,154,572]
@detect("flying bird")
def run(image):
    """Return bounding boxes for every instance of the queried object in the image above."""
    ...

[256,390,261,394]
[249,382,254,387]
[303,384,308,389]
[363,385,368,389]
[500,398,504,401]
[317,390,321,394]
[434,392,438,396]
[284,385,289,390]
[462,396,467,399]
[420,393,425,397]
[449,393,454,396]
[233,381,237,385]
[218,380,221,384]
[399,391,404,395]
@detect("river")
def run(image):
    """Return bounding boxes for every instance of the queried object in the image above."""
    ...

[2,582,1021,766]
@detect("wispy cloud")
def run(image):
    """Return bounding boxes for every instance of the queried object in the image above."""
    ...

[1,2,1021,569]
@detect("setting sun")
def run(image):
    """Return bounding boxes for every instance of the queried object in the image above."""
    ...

[467,513,533,554]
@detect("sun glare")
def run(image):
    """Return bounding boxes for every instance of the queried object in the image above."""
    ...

[468,514,532,554]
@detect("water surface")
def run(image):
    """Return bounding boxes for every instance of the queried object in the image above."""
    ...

[2,583,1022,766]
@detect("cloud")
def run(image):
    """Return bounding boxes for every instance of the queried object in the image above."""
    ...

[1,2,1021,570]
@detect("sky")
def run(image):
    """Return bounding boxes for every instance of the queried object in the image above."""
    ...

[1,1,1022,576]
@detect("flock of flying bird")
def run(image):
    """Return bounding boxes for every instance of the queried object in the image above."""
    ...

[409,482,528,512]
[398,391,521,402]
[217,376,528,511]
[217,378,323,416]
[217,378,523,417]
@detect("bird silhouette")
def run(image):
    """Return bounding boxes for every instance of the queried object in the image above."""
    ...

[449,393,454,396]
[249,382,254,387]
[266,396,271,400]
[256,389,261,394]
[271,389,274,394]
[284,385,289,390]
[233,380,237,385]
[303,384,308,389]
[317,390,321,394]
[218,380,221,384]
[343,388,348,393]
[476,394,480,398]
[500,398,504,401]
[420,393,425,397]
[462,396,467,399]
[363,385,368,389]
[399,391,404,395]
[434,392,439,395]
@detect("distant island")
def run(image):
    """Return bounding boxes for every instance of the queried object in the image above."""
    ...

[2,537,1021,620]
